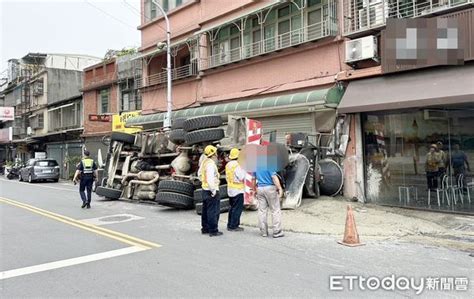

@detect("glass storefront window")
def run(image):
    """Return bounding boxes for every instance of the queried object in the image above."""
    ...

[362,107,474,214]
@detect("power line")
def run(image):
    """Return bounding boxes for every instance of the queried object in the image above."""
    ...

[122,0,141,16]
[83,0,136,30]
[121,0,166,33]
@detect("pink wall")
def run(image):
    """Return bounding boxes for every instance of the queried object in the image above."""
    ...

[142,80,199,112]
[140,39,346,114]
[140,0,271,52]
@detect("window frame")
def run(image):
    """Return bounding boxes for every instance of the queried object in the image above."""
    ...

[98,88,110,114]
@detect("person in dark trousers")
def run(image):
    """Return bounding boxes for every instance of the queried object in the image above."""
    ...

[225,148,246,232]
[73,150,98,209]
[198,145,222,237]
[451,143,471,191]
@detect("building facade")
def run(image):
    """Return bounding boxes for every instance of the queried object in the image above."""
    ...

[338,5,474,214]
[128,0,473,214]
[81,53,142,160]
[0,53,101,178]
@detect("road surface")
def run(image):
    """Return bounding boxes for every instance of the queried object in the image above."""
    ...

[0,178,472,298]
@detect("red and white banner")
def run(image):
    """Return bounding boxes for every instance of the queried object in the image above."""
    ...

[0,107,14,121]
[244,119,262,209]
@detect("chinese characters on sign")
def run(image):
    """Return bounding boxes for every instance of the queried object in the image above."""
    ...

[88,114,112,122]
[0,107,15,121]
[329,275,469,294]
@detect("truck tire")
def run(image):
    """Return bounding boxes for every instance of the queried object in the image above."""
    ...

[95,186,122,199]
[168,129,185,145]
[300,147,317,198]
[158,180,194,196]
[156,192,194,209]
[111,132,135,144]
[319,159,343,197]
[194,184,228,204]
[171,118,187,129]
[195,198,230,215]
[184,128,224,145]
[183,115,223,132]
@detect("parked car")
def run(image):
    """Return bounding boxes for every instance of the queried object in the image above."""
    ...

[19,159,60,183]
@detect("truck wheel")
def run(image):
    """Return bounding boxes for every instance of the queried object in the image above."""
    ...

[184,128,224,145]
[168,129,186,145]
[300,147,317,198]
[171,118,187,129]
[95,186,122,199]
[194,184,228,204]
[195,198,230,215]
[183,115,223,132]
[158,180,194,196]
[110,132,135,144]
[156,192,194,209]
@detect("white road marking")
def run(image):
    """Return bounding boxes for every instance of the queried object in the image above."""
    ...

[0,246,146,280]
[0,177,77,192]
[80,214,145,226]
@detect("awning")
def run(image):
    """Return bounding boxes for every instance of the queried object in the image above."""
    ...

[126,86,344,127]
[338,64,474,114]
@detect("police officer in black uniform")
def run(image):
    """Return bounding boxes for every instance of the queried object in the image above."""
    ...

[73,150,98,209]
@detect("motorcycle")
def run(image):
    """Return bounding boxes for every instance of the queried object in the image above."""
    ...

[6,164,22,180]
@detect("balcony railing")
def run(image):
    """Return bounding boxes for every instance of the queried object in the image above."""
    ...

[344,0,473,35]
[203,19,337,69]
[145,63,198,87]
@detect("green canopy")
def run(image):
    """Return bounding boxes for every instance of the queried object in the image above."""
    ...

[127,86,344,127]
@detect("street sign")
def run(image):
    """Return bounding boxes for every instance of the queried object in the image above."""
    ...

[0,107,15,121]
[112,111,142,134]
[89,114,112,122]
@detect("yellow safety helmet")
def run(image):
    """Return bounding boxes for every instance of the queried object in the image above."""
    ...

[229,148,239,160]
[204,145,218,157]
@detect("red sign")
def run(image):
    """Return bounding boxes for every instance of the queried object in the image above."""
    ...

[88,114,111,122]
[0,107,15,121]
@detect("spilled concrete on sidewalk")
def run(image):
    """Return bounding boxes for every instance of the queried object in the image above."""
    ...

[238,196,474,252]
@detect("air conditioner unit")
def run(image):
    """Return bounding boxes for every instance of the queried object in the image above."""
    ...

[359,3,385,29]
[345,35,378,63]
[424,110,448,120]
[27,126,33,135]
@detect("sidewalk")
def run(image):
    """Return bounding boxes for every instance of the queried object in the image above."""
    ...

[239,196,474,252]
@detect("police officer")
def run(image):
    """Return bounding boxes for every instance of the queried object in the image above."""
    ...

[198,145,222,237]
[73,150,98,209]
[225,148,246,232]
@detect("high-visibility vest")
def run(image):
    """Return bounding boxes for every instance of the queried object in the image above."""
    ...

[82,158,94,175]
[225,161,244,190]
[200,157,219,190]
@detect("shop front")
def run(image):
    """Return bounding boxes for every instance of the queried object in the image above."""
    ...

[339,64,474,214]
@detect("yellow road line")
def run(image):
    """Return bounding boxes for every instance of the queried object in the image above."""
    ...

[0,197,161,250]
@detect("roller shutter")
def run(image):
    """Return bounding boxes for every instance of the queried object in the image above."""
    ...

[256,113,314,144]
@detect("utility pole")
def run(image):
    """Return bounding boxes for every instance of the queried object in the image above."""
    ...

[151,0,172,130]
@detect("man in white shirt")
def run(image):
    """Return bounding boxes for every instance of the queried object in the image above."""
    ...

[225,148,246,231]
[198,145,223,237]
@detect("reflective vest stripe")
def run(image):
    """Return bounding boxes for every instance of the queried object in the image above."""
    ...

[201,158,219,190]
[226,161,244,190]
[82,158,94,174]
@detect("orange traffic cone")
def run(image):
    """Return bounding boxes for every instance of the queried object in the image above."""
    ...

[338,204,365,247]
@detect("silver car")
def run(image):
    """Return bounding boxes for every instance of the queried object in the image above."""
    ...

[19,159,60,183]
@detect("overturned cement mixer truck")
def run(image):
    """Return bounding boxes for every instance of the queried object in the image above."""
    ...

[95,114,343,213]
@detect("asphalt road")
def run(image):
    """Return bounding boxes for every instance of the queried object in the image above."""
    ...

[0,178,472,298]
